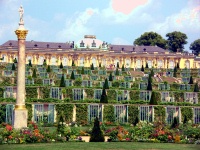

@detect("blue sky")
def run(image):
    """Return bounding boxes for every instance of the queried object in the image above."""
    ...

[0,0,200,51]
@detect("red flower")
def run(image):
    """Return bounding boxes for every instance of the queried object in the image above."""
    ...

[8,135,13,139]
[6,125,12,131]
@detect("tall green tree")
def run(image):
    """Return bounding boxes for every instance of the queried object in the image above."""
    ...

[122,64,125,71]
[81,67,85,74]
[150,69,154,77]
[72,60,75,66]
[91,63,95,70]
[166,31,188,52]
[43,59,47,66]
[70,71,75,80]
[176,63,180,69]
[173,66,177,77]
[134,32,167,49]
[99,63,101,68]
[188,76,193,84]
[194,83,199,92]
[117,62,119,68]
[13,58,17,63]
[141,65,144,72]
[103,78,109,89]
[32,68,37,78]
[149,91,158,105]
[28,60,32,67]
[59,62,63,69]
[60,74,66,87]
[109,73,113,81]
[89,117,105,142]
[100,88,108,103]
[145,62,149,68]
[12,63,16,71]
[190,39,200,56]
[47,65,51,72]
[115,68,119,76]
[147,75,152,91]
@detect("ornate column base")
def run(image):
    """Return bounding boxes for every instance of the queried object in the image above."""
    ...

[13,107,28,129]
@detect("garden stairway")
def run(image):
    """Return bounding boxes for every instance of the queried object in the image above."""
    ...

[129,71,144,77]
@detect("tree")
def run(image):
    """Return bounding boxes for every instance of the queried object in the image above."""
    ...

[190,39,200,56]
[194,83,199,92]
[150,69,154,77]
[147,75,152,91]
[109,73,113,81]
[103,78,109,89]
[89,117,105,142]
[145,62,149,68]
[115,68,119,76]
[47,65,51,72]
[81,67,85,74]
[91,63,94,70]
[141,64,144,72]
[122,64,125,71]
[13,58,17,63]
[100,88,108,103]
[59,62,63,69]
[60,74,66,87]
[72,60,75,66]
[11,63,16,71]
[188,76,193,84]
[149,91,158,105]
[32,68,37,78]
[28,60,32,67]
[134,32,167,49]
[166,31,188,52]
[70,71,75,80]
[117,62,119,68]
[176,63,180,69]
[99,63,101,68]
[173,66,177,77]
[43,59,47,66]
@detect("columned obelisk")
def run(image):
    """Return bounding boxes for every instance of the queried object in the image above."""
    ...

[14,5,28,129]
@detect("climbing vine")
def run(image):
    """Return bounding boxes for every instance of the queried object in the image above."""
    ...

[154,106,166,122]
[75,104,88,125]
[181,107,193,122]
[56,104,74,123]
[26,87,38,99]
[85,88,94,99]
[107,89,117,101]
[128,105,139,124]
[103,105,115,123]
[129,90,140,101]
[39,86,50,99]
[173,91,184,102]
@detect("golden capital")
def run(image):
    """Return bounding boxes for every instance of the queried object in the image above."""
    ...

[15,30,28,39]
[15,104,26,110]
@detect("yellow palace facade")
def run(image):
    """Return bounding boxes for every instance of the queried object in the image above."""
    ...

[0,35,199,69]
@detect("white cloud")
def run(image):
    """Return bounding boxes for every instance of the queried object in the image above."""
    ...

[112,37,131,45]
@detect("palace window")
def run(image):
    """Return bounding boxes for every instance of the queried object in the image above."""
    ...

[82,80,92,87]
[4,87,16,98]
[169,60,174,69]
[4,70,14,77]
[124,76,133,82]
[184,92,198,104]
[139,82,147,90]
[161,92,174,102]
[114,59,119,67]
[62,57,68,66]
[185,60,190,69]
[98,70,107,75]
[139,91,151,101]
[147,60,153,68]
[51,56,57,65]
[79,57,84,67]
[120,82,130,89]
[88,104,102,123]
[158,83,170,90]
[166,107,180,124]
[1,54,7,62]
[65,80,73,87]
[73,89,84,100]
[92,57,97,67]
[26,56,32,64]
[94,89,102,99]
[136,60,141,68]
[38,56,44,65]
[139,106,153,122]
[90,75,99,80]
[6,104,14,125]
[125,59,131,68]
[115,105,127,123]
[179,84,190,91]
[117,90,128,101]
[102,59,106,67]
[194,108,200,124]
[50,87,62,99]
[157,60,163,68]
[34,104,55,123]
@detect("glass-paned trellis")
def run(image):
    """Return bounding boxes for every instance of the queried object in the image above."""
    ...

[139,82,147,90]
[52,68,61,73]
[90,75,99,80]
[6,104,14,125]
[74,74,82,80]
[4,86,16,98]
[67,69,76,75]
[94,89,102,99]
[166,107,180,124]
[142,77,148,82]
[114,105,127,123]
[5,64,13,70]
[98,70,107,75]
[181,72,190,77]
[65,80,73,87]
[139,106,153,122]
[43,79,54,85]
[117,90,128,101]
[37,67,46,72]
[194,108,200,124]
[82,80,92,87]
[73,89,84,100]
[182,77,190,83]
[25,78,34,85]
[34,104,55,123]
[88,104,102,123]
[39,72,49,78]
[166,71,174,77]
[120,82,130,89]
[4,70,14,77]
[179,84,191,91]
[101,81,112,87]
[84,70,91,75]
[50,87,62,99]
[184,92,198,104]
[161,92,174,102]
[158,83,170,90]
[25,71,32,77]
[57,73,66,79]
[139,91,151,101]
[124,76,133,82]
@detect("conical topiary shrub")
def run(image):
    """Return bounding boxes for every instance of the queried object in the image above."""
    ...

[103,78,109,89]
[57,111,65,136]
[171,117,179,128]
[145,62,149,68]
[59,62,63,69]
[46,65,51,73]
[89,117,105,142]
[194,83,199,92]
[141,65,144,72]
[147,76,152,91]
[99,63,101,68]
[81,67,85,75]
[70,71,75,80]
[177,63,180,69]
[122,64,125,71]
[188,76,193,84]
[13,58,17,63]
[100,88,108,103]
[72,60,75,66]
[28,60,32,67]
[32,68,37,78]
[60,74,66,87]
[12,63,16,71]
[43,59,47,66]
[117,62,119,68]
[109,73,113,81]
[115,68,119,76]
[173,67,177,77]
[91,63,94,70]
[149,91,157,105]
[150,69,154,77]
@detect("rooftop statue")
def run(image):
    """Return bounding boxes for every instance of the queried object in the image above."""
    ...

[19,5,24,23]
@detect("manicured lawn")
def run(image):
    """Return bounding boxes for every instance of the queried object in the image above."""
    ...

[0,142,199,150]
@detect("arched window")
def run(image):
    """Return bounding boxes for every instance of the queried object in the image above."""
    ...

[92,57,97,67]
[147,60,153,68]
[157,60,163,68]
[169,60,174,69]
[2,54,7,62]
[102,58,106,67]
[27,56,32,64]
[185,60,190,69]
[51,56,56,65]
[62,57,68,66]
[136,59,141,68]
[38,56,44,65]
[79,57,84,67]
[114,59,119,67]
[125,59,131,68]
